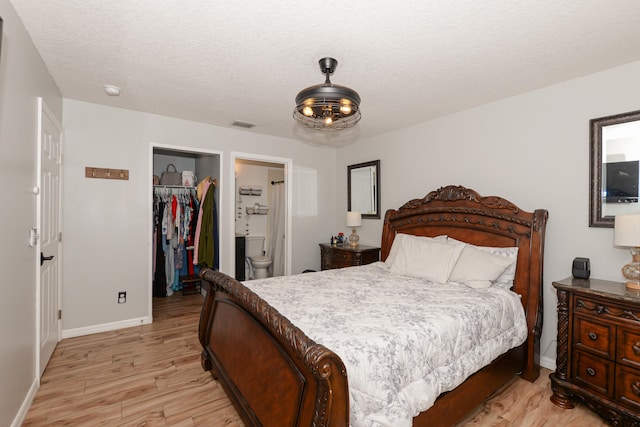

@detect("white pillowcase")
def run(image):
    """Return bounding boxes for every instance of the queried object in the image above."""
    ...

[445,237,519,289]
[448,244,514,289]
[479,246,518,288]
[385,233,447,266]
[390,236,464,283]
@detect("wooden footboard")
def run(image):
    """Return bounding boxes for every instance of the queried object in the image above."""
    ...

[198,270,349,427]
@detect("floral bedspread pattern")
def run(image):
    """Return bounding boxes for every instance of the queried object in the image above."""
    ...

[243,262,527,427]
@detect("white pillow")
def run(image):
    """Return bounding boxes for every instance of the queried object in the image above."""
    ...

[385,233,409,265]
[445,237,518,289]
[479,246,518,288]
[390,237,464,283]
[448,245,514,289]
[385,233,447,266]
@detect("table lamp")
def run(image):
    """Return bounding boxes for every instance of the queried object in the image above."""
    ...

[346,211,362,248]
[614,213,640,290]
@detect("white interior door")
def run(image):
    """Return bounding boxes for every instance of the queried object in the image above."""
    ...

[38,98,62,376]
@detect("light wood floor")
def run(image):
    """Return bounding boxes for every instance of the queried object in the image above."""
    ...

[23,292,607,426]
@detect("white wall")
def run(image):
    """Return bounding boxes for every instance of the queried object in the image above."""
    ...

[0,1,63,425]
[62,100,337,333]
[336,59,640,369]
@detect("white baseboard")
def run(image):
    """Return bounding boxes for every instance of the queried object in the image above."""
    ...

[62,316,152,339]
[11,377,38,427]
[540,355,556,371]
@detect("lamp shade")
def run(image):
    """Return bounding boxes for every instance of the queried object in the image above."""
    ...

[346,211,362,227]
[615,214,640,247]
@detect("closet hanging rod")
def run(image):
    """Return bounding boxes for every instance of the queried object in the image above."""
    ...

[153,185,195,189]
[271,180,284,185]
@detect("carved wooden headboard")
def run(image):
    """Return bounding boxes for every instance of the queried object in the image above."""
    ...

[381,185,548,380]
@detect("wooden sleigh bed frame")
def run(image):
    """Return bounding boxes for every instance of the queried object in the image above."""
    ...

[198,185,548,426]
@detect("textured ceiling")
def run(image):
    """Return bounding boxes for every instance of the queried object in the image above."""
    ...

[9,1,640,145]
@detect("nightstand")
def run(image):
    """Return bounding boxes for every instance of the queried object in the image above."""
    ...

[319,243,380,270]
[550,277,640,425]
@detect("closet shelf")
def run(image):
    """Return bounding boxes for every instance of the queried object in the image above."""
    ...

[238,186,262,196]
[246,207,268,215]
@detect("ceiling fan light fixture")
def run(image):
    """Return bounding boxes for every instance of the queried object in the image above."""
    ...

[339,99,352,115]
[302,105,314,116]
[293,58,361,131]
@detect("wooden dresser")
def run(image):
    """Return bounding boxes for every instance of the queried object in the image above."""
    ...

[319,243,380,270]
[550,277,640,424]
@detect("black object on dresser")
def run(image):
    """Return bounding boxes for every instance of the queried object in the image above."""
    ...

[319,243,380,270]
[550,277,640,425]
[572,257,591,279]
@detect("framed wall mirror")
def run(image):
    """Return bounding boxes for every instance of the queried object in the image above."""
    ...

[590,110,640,227]
[348,160,380,219]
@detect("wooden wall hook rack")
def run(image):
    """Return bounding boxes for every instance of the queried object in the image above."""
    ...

[85,167,129,180]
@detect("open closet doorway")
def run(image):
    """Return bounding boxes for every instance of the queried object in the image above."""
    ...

[232,153,292,281]
[150,144,222,312]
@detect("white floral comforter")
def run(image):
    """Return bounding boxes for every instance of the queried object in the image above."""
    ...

[243,262,527,427]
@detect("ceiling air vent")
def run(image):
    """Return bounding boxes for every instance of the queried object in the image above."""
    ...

[232,120,256,129]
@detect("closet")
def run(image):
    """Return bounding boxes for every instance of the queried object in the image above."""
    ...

[152,148,220,297]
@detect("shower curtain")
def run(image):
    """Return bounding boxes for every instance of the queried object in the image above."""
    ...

[268,182,285,277]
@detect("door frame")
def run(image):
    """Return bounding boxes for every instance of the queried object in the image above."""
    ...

[148,142,223,319]
[35,98,63,380]
[231,152,292,277]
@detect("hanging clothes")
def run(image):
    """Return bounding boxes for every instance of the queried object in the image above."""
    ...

[187,194,198,276]
[196,179,218,269]
[193,179,211,265]
[153,200,167,297]
[152,186,199,295]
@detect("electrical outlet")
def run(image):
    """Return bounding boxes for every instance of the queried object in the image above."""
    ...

[118,291,126,304]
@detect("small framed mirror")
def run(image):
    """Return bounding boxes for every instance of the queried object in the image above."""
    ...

[590,110,640,227]
[348,160,380,219]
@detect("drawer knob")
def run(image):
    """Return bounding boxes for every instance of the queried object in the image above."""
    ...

[588,332,597,341]
[596,305,605,314]
[633,382,640,397]
[633,342,640,356]
[586,367,596,376]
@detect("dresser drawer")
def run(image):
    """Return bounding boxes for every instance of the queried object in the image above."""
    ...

[616,364,640,411]
[571,349,615,397]
[322,249,354,269]
[573,314,615,360]
[574,295,640,327]
[319,243,380,271]
[357,251,379,266]
[618,327,640,369]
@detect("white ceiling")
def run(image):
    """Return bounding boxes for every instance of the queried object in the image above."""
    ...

[9,1,640,145]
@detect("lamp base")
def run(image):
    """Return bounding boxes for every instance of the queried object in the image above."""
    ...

[627,281,640,291]
[622,248,640,291]
[349,228,359,248]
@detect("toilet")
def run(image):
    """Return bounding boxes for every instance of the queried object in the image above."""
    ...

[246,235,272,279]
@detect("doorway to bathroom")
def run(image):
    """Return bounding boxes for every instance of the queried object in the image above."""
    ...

[232,153,292,280]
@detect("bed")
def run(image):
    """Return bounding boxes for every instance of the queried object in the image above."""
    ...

[198,185,548,426]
